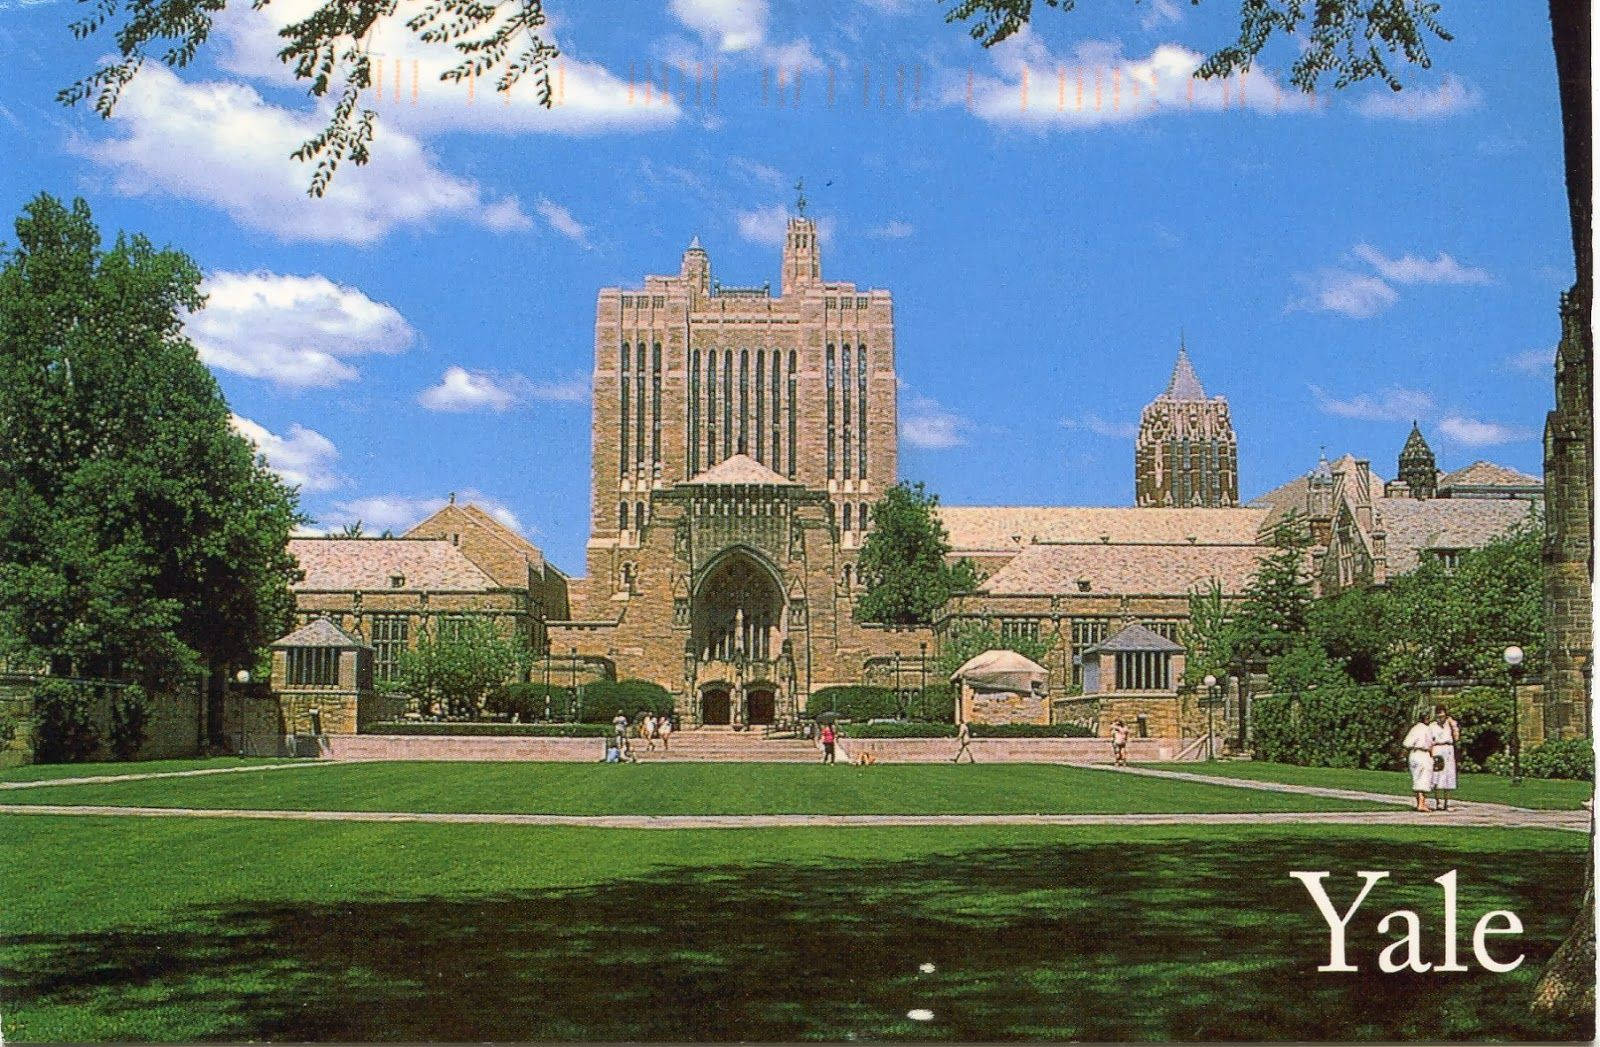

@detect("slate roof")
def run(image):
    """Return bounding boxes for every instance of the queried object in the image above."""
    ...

[271,618,370,649]
[1162,345,1208,400]
[1376,499,1536,575]
[1249,453,1387,524]
[681,454,794,486]
[1084,622,1185,655]
[1437,461,1541,489]
[288,538,500,591]
[938,506,1268,553]
[979,541,1266,596]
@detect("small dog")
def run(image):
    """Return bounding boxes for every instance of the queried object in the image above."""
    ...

[855,751,877,766]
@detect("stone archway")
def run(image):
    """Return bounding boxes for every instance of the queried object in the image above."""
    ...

[700,684,731,726]
[691,548,785,663]
[746,685,777,726]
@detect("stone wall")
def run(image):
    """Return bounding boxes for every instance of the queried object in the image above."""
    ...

[0,674,227,766]
[1542,289,1592,741]
[965,688,1050,726]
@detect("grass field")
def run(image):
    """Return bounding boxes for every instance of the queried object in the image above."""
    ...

[1,813,1589,1042]
[1161,761,1595,810]
[0,757,290,783]
[0,761,1396,815]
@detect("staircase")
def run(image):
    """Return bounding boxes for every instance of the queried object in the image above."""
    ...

[623,728,821,762]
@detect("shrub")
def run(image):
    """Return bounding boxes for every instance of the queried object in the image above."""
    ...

[806,686,901,720]
[108,687,149,760]
[1252,659,1411,770]
[1438,686,1511,772]
[575,679,675,722]
[32,680,101,763]
[1486,738,1594,781]
[910,683,956,723]
[485,683,572,720]
[970,723,1095,738]
[840,722,958,738]
[364,722,614,737]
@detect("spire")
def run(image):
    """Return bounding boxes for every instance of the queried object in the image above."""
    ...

[1398,421,1437,499]
[688,234,703,251]
[794,177,807,217]
[1162,342,1207,400]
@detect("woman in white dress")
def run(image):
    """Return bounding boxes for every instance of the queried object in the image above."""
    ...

[1402,710,1435,813]
[1429,704,1460,811]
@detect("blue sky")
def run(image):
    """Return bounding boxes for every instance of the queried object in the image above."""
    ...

[0,0,1571,572]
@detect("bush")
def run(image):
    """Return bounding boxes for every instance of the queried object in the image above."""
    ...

[576,679,674,721]
[806,686,901,720]
[1253,672,1412,769]
[485,683,572,720]
[364,722,614,737]
[108,687,149,761]
[910,684,956,723]
[1486,738,1594,781]
[1439,686,1511,772]
[840,722,958,738]
[32,680,101,763]
[970,723,1095,738]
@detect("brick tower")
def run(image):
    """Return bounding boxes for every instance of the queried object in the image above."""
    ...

[1397,422,1438,499]
[1135,342,1239,508]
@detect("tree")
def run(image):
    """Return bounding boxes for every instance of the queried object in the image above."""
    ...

[855,482,978,625]
[1180,578,1240,686]
[934,621,1054,681]
[332,520,365,538]
[1233,511,1315,664]
[395,618,528,717]
[0,195,303,741]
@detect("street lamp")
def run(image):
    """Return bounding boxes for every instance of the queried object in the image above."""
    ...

[1503,645,1524,786]
[570,646,580,722]
[1203,674,1218,761]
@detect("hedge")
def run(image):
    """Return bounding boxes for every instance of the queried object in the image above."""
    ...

[484,683,573,720]
[365,722,614,737]
[1486,738,1594,781]
[839,722,958,738]
[807,686,900,720]
[970,723,1095,738]
[1251,683,1412,770]
[576,679,675,721]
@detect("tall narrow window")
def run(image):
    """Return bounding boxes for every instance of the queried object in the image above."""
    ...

[651,342,662,468]
[619,342,630,477]
[857,346,868,479]
[635,343,646,469]
[689,348,700,475]
[771,352,781,472]
[738,349,749,455]
[841,346,852,479]
[858,502,868,531]
[787,350,797,478]
[635,501,645,532]
[754,351,765,463]
[619,501,629,531]
[825,344,836,479]
[722,349,733,460]
[706,351,718,465]
[843,503,853,531]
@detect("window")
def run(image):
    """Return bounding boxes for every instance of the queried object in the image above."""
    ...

[706,351,718,465]
[635,343,646,467]
[754,350,765,462]
[738,349,749,454]
[771,354,781,472]
[1070,618,1110,687]
[1430,548,1464,571]
[858,502,868,531]
[826,344,836,478]
[619,343,630,476]
[370,616,408,682]
[856,296,869,309]
[857,346,868,479]
[438,615,470,641]
[1000,618,1039,644]
[635,501,646,532]
[652,295,664,308]
[651,342,662,467]
[389,573,405,589]
[787,351,798,477]
[689,349,700,475]
[287,647,340,687]
[722,349,733,459]
[841,346,852,479]
[1115,651,1170,691]
[843,503,853,531]
[1141,620,1182,642]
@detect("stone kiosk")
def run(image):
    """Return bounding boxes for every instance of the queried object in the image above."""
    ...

[269,618,394,739]
[951,649,1051,725]
[1065,623,1189,738]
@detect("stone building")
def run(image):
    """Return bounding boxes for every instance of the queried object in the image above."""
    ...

[1135,343,1239,508]
[547,216,928,727]
[1542,289,1592,739]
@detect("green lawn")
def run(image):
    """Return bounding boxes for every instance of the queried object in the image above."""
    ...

[0,757,292,783]
[0,814,1588,1042]
[0,761,1392,815]
[1160,761,1595,810]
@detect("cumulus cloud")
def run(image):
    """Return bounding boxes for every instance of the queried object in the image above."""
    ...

[1062,414,1139,438]
[1350,244,1491,286]
[1139,0,1184,30]
[322,490,530,535]
[668,0,822,71]
[230,414,343,491]
[1438,415,1536,447]
[1508,347,1557,376]
[418,366,587,412]
[1288,244,1490,317]
[1310,385,1435,423]
[868,220,915,239]
[536,198,592,248]
[1356,75,1480,121]
[735,204,836,247]
[73,64,531,245]
[901,391,972,450]
[188,271,413,389]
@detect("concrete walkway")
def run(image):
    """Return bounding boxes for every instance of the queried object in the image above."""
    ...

[0,803,1585,832]
[0,761,331,790]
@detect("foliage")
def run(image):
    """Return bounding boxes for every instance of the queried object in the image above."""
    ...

[484,682,572,720]
[108,686,149,761]
[1181,579,1240,686]
[365,721,613,737]
[806,685,901,720]
[577,679,675,721]
[0,195,302,699]
[32,679,101,763]
[1252,647,1410,769]
[855,483,977,625]
[1487,739,1595,782]
[60,0,556,197]
[1306,585,1390,684]
[911,683,957,723]
[1233,512,1315,664]
[1439,686,1512,773]
[943,0,1451,92]
[840,721,959,738]
[395,618,529,717]
[934,622,1054,681]
[970,723,1095,738]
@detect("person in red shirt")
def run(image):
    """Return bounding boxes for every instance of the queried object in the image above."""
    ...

[820,723,837,764]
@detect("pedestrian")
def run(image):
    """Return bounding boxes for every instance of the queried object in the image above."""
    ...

[643,712,658,751]
[1403,708,1435,813]
[952,720,974,764]
[1430,704,1460,811]
[612,709,628,737]
[659,713,673,751]
[820,722,837,764]
[1111,718,1129,766]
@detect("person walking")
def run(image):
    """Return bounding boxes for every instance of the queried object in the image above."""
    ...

[820,722,837,764]
[1111,719,1129,766]
[659,713,673,751]
[1403,709,1435,813]
[1430,704,1460,811]
[952,720,975,764]
[643,713,658,751]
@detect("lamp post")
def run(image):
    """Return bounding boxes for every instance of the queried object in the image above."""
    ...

[919,641,928,720]
[570,646,580,723]
[1503,645,1524,786]
[1203,674,1218,761]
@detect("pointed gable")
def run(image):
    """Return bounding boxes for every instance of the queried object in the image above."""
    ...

[271,617,370,649]
[682,454,794,486]
[1162,345,1208,400]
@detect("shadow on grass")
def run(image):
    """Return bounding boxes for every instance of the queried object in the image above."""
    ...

[3,837,1592,1042]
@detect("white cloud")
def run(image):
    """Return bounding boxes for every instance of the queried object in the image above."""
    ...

[1288,269,1399,318]
[536,198,592,249]
[901,392,972,450]
[729,156,785,188]
[1350,244,1491,286]
[1356,75,1480,121]
[868,220,915,239]
[736,204,835,246]
[1310,385,1434,423]
[1062,414,1138,438]
[950,33,1314,130]
[1139,0,1184,30]
[668,0,821,71]
[323,490,529,535]
[74,63,531,245]
[1508,347,1557,376]
[1438,415,1536,447]
[230,414,343,491]
[418,366,587,412]
[189,271,413,389]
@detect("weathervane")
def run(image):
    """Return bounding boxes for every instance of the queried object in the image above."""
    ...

[794,177,807,217]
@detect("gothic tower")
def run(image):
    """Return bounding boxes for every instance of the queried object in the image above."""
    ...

[1397,421,1437,499]
[1134,342,1239,508]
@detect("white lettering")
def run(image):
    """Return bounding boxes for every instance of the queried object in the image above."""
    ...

[1377,910,1432,973]
[1434,870,1468,971]
[1472,911,1525,973]
[1291,870,1389,972]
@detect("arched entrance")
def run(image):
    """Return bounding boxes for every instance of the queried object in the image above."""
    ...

[692,548,785,662]
[746,685,776,726]
[700,685,731,726]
